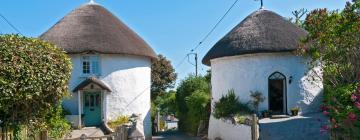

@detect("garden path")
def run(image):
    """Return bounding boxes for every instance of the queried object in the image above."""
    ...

[259,112,329,140]
[66,127,105,139]
[152,131,201,140]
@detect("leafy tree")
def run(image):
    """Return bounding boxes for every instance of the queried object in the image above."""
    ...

[0,34,72,138]
[176,74,210,135]
[154,90,177,115]
[151,54,177,100]
[289,8,308,28]
[301,1,360,138]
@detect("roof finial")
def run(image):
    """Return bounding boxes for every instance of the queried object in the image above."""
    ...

[255,0,264,9]
[89,0,96,4]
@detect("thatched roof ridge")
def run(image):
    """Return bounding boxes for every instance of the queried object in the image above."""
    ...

[202,9,308,66]
[40,3,156,60]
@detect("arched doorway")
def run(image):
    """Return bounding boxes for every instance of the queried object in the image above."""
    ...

[268,72,287,115]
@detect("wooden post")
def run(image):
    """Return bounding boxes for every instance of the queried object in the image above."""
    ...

[40,131,48,140]
[251,114,259,140]
[0,127,3,140]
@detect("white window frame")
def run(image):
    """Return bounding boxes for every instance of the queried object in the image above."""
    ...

[81,55,101,76]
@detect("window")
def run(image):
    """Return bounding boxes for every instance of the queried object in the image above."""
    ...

[81,56,100,75]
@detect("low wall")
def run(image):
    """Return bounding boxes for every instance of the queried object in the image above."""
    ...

[65,115,79,128]
[208,116,254,140]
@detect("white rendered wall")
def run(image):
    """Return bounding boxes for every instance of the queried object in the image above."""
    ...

[63,54,152,138]
[208,116,251,140]
[208,52,323,139]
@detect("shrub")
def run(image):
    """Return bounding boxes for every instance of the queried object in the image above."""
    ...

[0,34,72,138]
[107,115,130,130]
[46,105,72,139]
[213,89,251,119]
[176,74,210,135]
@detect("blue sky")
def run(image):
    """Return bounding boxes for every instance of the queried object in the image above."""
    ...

[0,0,347,87]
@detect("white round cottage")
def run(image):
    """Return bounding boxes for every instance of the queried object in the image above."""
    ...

[40,2,156,138]
[203,9,323,140]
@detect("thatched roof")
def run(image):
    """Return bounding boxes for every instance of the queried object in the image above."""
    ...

[73,76,111,92]
[40,3,156,60]
[202,9,308,66]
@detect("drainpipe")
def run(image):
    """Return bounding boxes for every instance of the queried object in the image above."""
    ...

[78,90,82,129]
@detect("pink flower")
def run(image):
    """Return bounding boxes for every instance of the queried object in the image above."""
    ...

[332,97,337,102]
[351,94,358,102]
[320,125,329,134]
[355,102,360,109]
[323,111,330,116]
[348,112,357,121]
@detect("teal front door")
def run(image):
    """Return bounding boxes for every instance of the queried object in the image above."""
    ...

[84,92,102,126]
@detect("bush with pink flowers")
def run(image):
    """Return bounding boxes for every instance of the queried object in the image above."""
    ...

[302,0,360,139]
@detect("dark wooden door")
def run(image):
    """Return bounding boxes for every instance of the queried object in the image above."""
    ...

[269,79,284,115]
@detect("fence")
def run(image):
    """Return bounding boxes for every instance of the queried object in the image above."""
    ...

[0,125,128,140]
[0,127,13,140]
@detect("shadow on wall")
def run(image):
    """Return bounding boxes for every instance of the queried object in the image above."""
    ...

[298,88,323,114]
[297,65,323,114]
[260,112,329,140]
[143,110,152,139]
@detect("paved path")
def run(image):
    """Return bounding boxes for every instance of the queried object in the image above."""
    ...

[259,112,329,140]
[152,131,201,140]
[66,127,105,139]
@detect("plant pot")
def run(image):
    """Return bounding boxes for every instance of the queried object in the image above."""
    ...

[262,112,269,118]
[291,110,299,116]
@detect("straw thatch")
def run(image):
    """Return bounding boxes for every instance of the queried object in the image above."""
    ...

[40,3,156,60]
[202,9,308,66]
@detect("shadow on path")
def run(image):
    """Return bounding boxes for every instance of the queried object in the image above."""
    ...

[152,131,201,140]
[259,112,329,140]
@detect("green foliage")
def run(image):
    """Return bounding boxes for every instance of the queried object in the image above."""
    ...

[46,105,72,139]
[302,1,360,138]
[107,115,130,130]
[0,34,72,138]
[151,54,177,100]
[185,90,211,119]
[290,106,300,112]
[213,89,251,119]
[154,90,177,115]
[176,74,210,135]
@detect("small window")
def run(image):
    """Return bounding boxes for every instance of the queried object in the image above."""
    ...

[81,56,100,75]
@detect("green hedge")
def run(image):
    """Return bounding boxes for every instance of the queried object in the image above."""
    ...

[0,34,72,138]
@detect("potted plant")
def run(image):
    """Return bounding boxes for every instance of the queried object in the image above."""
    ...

[291,107,300,116]
[249,91,266,116]
[261,110,271,118]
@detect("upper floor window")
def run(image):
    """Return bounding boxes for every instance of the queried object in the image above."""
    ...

[82,56,100,75]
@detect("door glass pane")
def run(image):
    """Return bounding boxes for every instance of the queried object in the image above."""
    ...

[85,95,89,107]
[90,95,94,107]
[96,94,100,107]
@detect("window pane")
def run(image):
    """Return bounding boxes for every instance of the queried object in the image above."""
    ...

[90,95,94,107]
[92,61,99,74]
[96,94,100,107]
[85,95,89,107]
[83,61,90,74]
